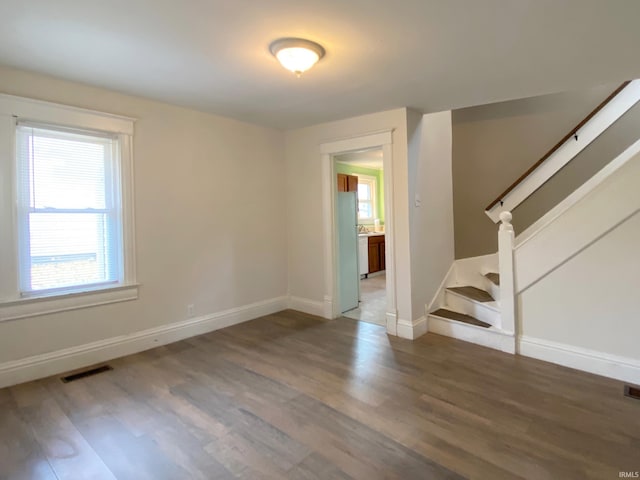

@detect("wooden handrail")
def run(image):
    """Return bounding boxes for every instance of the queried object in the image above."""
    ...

[485,81,632,212]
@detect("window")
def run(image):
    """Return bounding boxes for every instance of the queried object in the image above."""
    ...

[0,95,137,321]
[357,175,377,223]
[17,124,122,294]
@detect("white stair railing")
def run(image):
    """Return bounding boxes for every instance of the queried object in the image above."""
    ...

[485,80,640,223]
[498,211,516,334]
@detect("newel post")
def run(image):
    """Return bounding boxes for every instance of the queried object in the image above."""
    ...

[498,211,516,334]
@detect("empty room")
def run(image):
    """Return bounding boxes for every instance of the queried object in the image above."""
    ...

[0,1,639,479]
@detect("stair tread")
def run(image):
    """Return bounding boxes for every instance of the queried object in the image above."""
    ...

[485,272,500,285]
[430,308,492,328]
[447,286,495,302]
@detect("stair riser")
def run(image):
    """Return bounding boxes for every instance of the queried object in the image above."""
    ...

[428,315,516,353]
[445,291,500,327]
[483,278,501,302]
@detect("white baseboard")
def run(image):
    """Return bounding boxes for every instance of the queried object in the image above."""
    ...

[288,296,324,317]
[323,295,333,319]
[0,296,288,389]
[397,316,427,340]
[428,315,516,353]
[518,335,640,384]
[386,310,398,336]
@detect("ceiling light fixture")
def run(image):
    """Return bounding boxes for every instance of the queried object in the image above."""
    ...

[269,38,325,77]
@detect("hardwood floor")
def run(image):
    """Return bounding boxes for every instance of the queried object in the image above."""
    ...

[1,310,638,479]
[343,273,386,326]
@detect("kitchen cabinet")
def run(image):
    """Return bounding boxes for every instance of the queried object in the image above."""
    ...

[337,173,358,192]
[367,235,385,274]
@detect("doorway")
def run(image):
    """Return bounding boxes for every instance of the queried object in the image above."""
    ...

[335,149,387,326]
[320,130,397,335]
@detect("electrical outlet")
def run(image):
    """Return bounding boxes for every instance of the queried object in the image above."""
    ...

[187,304,195,318]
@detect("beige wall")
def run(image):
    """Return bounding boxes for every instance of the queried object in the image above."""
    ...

[284,108,416,324]
[452,83,620,259]
[0,66,288,363]
[513,100,640,234]
[408,110,455,320]
[519,210,640,362]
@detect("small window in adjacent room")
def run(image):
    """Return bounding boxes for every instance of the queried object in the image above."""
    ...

[0,95,137,321]
[357,175,377,223]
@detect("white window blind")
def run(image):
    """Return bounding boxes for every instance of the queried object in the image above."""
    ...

[15,122,123,295]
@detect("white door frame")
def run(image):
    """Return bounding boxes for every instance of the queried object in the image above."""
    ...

[320,130,398,335]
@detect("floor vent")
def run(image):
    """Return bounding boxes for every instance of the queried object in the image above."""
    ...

[624,385,640,400]
[61,365,113,383]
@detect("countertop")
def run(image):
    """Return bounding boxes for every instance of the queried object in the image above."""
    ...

[358,232,385,237]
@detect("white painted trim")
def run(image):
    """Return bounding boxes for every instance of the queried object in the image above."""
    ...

[428,314,516,353]
[0,296,288,389]
[0,93,135,135]
[452,253,498,289]
[323,295,333,319]
[0,94,138,314]
[426,261,455,311]
[320,130,392,155]
[321,151,336,319]
[0,115,18,302]
[397,316,427,340]
[120,133,137,285]
[386,310,398,336]
[516,137,640,246]
[486,80,640,222]
[519,335,640,384]
[498,215,515,333]
[288,296,324,317]
[320,131,398,338]
[381,142,397,336]
[0,284,139,321]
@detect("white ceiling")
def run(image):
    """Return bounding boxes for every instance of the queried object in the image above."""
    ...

[1,0,639,129]
[336,149,383,170]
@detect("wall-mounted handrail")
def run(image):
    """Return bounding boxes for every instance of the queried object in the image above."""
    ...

[485,81,632,213]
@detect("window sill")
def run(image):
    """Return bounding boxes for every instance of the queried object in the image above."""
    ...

[0,284,139,322]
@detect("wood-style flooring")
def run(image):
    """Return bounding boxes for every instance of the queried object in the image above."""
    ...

[1,310,638,479]
[343,273,386,326]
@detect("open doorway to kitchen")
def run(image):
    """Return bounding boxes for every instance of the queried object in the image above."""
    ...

[334,149,387,326]
[320,130,397,335]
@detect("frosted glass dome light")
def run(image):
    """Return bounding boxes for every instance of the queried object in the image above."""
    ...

[270,38,325,77]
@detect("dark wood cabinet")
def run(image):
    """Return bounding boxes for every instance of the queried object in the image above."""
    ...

[337,174,347,192]
[367,235,385,274]
[347,174,358,193]
[337,173,358,192]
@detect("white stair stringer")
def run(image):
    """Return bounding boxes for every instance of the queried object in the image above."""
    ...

[428,313,515,353]
[451,254,500,300]
[482,275,500,301]
[444,289,500,327]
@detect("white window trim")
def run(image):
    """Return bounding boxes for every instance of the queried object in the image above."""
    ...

[357,174,377,223]
[0,94,138,322]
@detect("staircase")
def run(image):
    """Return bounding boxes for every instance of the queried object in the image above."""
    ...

[427,255,516,353]
[426,79,640,358]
